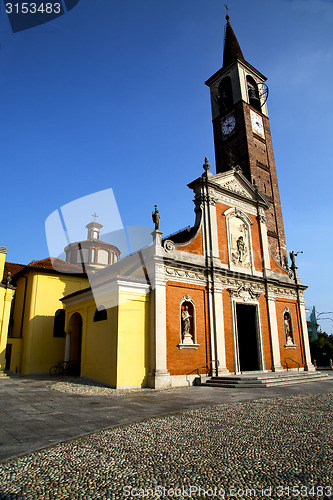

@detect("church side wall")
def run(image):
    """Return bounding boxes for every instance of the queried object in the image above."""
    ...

[166,282,210,376]
[116,291,150,388]
[73,298,118,388]
[19,272,88,374]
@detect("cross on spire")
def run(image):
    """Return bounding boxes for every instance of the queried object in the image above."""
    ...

[92,212,98,221]
[224,3,229,18]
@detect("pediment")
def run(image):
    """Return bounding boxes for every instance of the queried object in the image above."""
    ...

[213,175,252,199]
[209,168,269,207]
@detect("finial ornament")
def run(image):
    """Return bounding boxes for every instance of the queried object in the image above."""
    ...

[224,3,230,20]
[92,212,98,221]
[203,157,211,172]
[152,205,160,230]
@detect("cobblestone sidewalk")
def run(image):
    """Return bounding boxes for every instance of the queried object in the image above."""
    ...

[0,393,332,500]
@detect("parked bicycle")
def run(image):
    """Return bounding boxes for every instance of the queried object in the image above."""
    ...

[49,360,79,376]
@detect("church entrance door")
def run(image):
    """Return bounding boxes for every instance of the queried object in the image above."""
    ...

[236,304,259,372]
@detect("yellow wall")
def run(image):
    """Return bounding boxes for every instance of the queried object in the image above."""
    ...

[0,286,15,371]
[9,270,88,374]
[64,288,150,388]
[65,297,119,387]
[116,291,150,388]
[5,338,22,372]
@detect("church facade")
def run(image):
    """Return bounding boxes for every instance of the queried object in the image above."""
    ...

[59,16,314,388]
[1,16,314,387]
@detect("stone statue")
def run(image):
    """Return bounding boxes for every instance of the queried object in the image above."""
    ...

[152,205,160,230]
[284,314,293,344]
[6,272,12,286]
[182,306,192,343]
[237,236,245,263]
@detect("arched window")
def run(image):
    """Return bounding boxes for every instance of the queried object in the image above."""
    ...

[97,249,109,265]
[179,295,198,348]
[218,76,233,114]
[247,76,261,111]
[283,309,295,346]
[53,309,66,337]
[94,305,107,322]
[77,248,89,263]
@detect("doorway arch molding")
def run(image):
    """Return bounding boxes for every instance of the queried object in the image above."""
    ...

[227,285,265,374]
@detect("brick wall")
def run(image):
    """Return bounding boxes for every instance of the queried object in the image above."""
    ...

[176,228,204,256]
[275,298,305,368]
[166,281,210,375]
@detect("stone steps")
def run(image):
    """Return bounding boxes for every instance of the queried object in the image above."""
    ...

[204,371,329,388]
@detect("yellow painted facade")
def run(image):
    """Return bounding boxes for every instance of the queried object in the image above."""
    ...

[7,267,88,374]
[0,248,16,373]
[63,285,150,388]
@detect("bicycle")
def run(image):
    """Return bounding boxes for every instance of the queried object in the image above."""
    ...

[49,360,78,376]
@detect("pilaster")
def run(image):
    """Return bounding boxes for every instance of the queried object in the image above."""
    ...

[266,292,283,371]
[148,230,171,389]
[298,295,316,372]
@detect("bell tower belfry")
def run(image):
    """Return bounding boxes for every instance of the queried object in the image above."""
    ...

[205,15,287,266]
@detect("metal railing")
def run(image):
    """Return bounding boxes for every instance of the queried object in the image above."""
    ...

[187,360,220,385]
[284,357,300,371]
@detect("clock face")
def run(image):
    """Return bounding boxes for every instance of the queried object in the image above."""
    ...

[221,115,236,136]
[251,112,264,136]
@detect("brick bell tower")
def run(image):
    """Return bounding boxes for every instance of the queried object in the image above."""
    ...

[205,15,287,267]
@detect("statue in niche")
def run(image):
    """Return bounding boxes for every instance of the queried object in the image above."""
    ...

[284,312,294,345]
[181,303,193,344]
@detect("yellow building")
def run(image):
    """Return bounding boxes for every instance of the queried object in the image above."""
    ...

[0,247,16,376]
[5,258,88,374]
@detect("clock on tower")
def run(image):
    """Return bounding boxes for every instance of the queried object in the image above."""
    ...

[205,15,287,267]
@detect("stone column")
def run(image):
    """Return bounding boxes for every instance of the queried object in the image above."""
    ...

[266,292,283,371]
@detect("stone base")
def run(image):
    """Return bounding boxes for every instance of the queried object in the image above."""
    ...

[304,363,317,372]
[217,367,230,376]
[271,365,285,372]
[147,370,172,389]
[0,371,8,379]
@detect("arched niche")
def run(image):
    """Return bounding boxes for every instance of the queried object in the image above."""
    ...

[224,208,254,271]
[178,295,199,349]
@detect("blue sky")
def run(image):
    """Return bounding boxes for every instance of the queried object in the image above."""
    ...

[1,0,332,333]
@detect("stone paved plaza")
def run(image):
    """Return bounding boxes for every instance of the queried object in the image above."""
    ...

[0,387,332,500]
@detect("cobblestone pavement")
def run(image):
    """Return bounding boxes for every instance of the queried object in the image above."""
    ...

[0,389,332,500]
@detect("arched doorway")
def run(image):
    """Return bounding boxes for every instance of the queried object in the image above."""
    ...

[66,312,82,376]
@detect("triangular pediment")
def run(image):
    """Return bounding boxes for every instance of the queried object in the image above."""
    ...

[213,174,252,199]
[211,168,260,200]
[187,167,270,209]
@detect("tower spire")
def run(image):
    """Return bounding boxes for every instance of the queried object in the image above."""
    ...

[223,14,245,68]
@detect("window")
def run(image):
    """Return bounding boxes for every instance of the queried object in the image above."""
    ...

[77,248,89,263]
[218,76,233,114]
[247,76,261,111]
[53,309,66,338]
[94,305,107,322]
[97,249,109,265]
